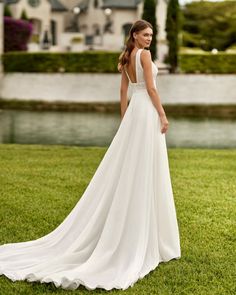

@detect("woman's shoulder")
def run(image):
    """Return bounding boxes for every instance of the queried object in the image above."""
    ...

[140,48,151,58]
[140,49,152,66]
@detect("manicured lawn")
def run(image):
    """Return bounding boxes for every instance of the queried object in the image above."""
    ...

[0,144,235,295]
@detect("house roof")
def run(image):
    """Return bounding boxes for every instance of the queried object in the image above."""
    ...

[102,0,142,9]
[77,0,89,12]
[4,0,20,4]
[49,0,67,11]
[4,0,67,11]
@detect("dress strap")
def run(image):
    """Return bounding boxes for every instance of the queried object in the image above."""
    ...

[124,66,132,83]
[135,49,144,83]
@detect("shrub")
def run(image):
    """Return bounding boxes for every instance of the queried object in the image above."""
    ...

[2,51,121,73]
[179,52,236,73]
[4,16,33,52]
[20,9,29,21]
[4,5,12,17]
[3,51,236,74]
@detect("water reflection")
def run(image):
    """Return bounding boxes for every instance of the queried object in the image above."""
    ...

[167,118,236,148]
[0,110,236,148]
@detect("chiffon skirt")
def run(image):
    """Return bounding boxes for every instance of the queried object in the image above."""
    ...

[0,88,181,290]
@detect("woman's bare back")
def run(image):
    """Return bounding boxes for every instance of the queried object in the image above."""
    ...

[124,48,140,83]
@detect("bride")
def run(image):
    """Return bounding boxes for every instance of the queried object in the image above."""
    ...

[0,19,181,291]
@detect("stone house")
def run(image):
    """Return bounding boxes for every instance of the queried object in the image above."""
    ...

[3,0,169,61]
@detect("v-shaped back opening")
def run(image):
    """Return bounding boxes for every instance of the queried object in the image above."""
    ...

[124,49,142,84]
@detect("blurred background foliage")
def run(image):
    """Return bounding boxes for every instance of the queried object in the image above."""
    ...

[181,0,236,51]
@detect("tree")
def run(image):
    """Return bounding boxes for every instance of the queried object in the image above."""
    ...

[20,9,29,21]
[142,0,158,60]
[166,0,180,73]
[182,1,236,51]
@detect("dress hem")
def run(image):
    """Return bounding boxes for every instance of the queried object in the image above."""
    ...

[0,255,181,291]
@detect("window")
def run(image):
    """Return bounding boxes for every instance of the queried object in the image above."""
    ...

[94,0,99,9]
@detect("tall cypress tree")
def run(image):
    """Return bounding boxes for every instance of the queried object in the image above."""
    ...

[142,0,158,60]
[166,0,180,73]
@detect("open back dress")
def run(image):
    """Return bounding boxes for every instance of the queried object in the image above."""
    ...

[0,48,181,291]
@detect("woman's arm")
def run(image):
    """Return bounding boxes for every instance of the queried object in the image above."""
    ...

[120,69,129,120]
[141,50,169,134]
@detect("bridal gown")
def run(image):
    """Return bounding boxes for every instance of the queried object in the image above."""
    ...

[0,49,181,291]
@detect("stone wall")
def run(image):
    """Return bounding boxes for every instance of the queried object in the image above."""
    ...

[0,73,236,105]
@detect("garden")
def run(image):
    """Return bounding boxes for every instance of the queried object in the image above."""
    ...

[0,145,235,295]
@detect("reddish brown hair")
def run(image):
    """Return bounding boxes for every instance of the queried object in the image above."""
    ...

[118,19,153,71]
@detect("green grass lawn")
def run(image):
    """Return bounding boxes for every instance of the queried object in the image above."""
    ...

[0,144,235,295]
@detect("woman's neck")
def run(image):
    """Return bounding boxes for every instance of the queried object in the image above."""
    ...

[134,44,144,49]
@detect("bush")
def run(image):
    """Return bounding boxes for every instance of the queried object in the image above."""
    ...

[4,5,12,17]
[20,9,29,21]
[179,52,236,73]
[2,51,121,73]
[3,51,236,74]
[4,16,33,52]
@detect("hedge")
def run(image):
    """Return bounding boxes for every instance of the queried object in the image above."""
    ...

[179,53,236,73]
[2,51,236,73]
[2,51,121,73]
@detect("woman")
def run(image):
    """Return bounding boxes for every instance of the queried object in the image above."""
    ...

[0,19,181,291]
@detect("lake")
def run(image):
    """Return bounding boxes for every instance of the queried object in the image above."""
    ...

[0,109,236,148]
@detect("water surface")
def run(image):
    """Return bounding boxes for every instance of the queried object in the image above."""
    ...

[0,110,236,148]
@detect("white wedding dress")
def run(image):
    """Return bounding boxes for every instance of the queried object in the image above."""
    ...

[0,49,181,291]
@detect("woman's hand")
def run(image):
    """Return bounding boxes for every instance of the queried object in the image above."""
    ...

[160,114,169,134]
